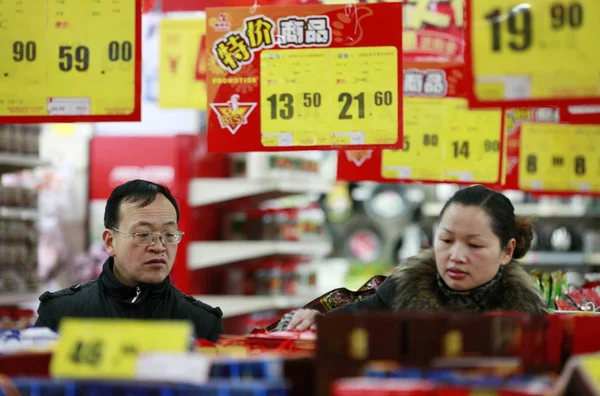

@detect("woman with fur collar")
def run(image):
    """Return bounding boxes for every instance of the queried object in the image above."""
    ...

[284,185,546,332]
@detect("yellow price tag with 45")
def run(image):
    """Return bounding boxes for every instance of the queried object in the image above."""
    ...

[50,318,192,380]
[469,0,600,104]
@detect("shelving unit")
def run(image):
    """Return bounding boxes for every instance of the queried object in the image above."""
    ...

[188,240,333,269]
[195,292,323,318]
[189,178,331,206]
[422,202,592,218]
[0,148,44,307]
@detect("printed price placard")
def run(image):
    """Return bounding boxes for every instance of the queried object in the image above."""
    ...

[0,0,141,123]
[50,318,192,380]
[466,0,600,108]
[338,64,504,186]
[499,107,561,190]
[381,97,502,183]
[518,123,600,194]
[159,17,207,109]
[206,3,403,153]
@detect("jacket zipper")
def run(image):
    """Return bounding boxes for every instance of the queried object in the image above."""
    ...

[131,287,141,303]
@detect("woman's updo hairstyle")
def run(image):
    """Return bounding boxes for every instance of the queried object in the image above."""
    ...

[438,185,533,259]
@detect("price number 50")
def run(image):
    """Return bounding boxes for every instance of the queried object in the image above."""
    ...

[267,91,394,120]
[485,1,584,52]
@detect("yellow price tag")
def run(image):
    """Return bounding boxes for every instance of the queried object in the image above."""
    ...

[50,318,192,380]
[260,47,399,147]
[159,18,207,110]
[0,0,138,119]
[519,123,600,193]
[382,97,502,183]
[580,355,600,392]
[470,0,600,102]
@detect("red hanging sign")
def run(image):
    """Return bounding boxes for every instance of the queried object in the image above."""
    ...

[205,3,404,152]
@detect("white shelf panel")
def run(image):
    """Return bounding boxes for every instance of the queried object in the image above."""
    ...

[521,252,587,266]
[188,178,332,206]
[0,154,47,169]
[423,202,590,218]
[188,240,332,269]
[193,293,321,318]
[0,206,38,220]
[0,293,38,306]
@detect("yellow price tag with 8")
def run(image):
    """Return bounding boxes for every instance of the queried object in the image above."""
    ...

[0,0,139,120]
[50,318,192,380]
[519,123,600,193]
[260,47,399,148]
[469,0,600,104]
[381,98,502,183]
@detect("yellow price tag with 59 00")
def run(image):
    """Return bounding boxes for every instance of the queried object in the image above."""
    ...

[381,97,502,183]
[50,319,192,380]
[0,0,139,119]
[260,47,399,147]
[470,0,600,102]
[519,123,600,193]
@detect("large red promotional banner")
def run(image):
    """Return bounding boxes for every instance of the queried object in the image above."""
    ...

[206,3,404,152]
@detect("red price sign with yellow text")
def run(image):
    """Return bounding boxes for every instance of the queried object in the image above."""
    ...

[466,0,600,108]
[206,3,403,152]
[0,0,141,124]
[338,63,504,186]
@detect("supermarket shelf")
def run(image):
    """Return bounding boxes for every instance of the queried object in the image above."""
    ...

[422,202,590,218]
[194,293,321,318]
[521,252,587,266]
[188,240,333,269]
[0,293,38,306]
[0,206,38,221]
[188,178,332,206]
[587,253,600,266]
[0,154,47,172]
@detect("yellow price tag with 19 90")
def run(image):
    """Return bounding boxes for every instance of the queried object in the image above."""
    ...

[50,318,192,380]
[469,0,600,105]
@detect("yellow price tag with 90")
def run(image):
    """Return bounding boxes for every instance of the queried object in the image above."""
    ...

[0,0,138,119]
[519,123,600,193]
[260,47,399,148]
[470,0,600,103]
[381,97,502,183]
[50,319,192,380]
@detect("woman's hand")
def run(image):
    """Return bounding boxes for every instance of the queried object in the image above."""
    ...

[285,309,322,331]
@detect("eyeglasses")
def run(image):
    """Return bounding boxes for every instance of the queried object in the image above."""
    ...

[112,228,185,246]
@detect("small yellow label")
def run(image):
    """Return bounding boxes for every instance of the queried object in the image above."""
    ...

[50,319,192,380]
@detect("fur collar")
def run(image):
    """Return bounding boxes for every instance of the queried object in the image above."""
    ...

[389,249,546,314]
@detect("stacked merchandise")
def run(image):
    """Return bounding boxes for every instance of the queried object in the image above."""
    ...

[0,124,41,157]
[530,269,600,313]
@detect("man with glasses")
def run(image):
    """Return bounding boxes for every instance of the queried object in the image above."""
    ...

[35,179,224,342]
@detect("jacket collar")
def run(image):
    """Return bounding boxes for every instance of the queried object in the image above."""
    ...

[99,257,170,304]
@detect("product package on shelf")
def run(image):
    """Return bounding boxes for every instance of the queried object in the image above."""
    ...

[0,125,41,156]
[222,204,326,242]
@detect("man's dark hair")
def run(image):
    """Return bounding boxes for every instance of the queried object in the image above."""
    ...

[104,179,180,229]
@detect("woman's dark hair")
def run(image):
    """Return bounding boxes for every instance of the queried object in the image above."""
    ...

[438,185,532,259]
[104,179,180,229]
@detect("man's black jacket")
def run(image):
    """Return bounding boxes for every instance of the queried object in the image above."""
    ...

[35,258,224,342]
